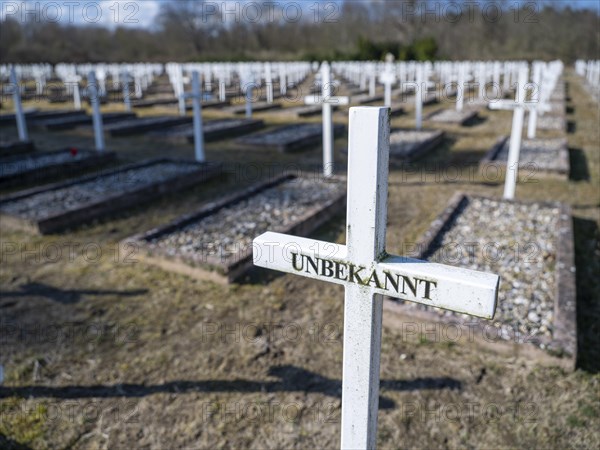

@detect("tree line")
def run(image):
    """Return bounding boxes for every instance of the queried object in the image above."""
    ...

[1,0,598,64]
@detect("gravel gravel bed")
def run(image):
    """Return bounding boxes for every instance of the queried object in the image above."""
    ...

[238,124,322,146]
[0,162,198,220]
[0,150,92,177]
[495,138,566,171]
[147,177,345,262]
[104,116,189,131]
[153,119,259,138]
[535,115,566,131]
[405,197,560,345]
[389,129,440,158]
[428,108,476,123]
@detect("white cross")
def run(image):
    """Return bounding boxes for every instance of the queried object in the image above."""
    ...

[415,64,424,131]
[87,71,105,152]
[181,70,205,162]
[488,65,551,200]
[253,106,499,450]
[264,62,274,104]
[241,71,257,118]
[66,74,82,110]
[379,55,396,108]
[9,66,28,142]
[304,62,349,178]
[121,70,132,112]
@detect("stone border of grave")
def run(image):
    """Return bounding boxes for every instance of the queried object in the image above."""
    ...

[0,140,36,157]
[0,158,221,234]
[123,173,347,284]
[480,136,570,178]
[383,192,577,370]
[0,149,117,188]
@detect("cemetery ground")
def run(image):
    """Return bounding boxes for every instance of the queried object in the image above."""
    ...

[1,71,599,449]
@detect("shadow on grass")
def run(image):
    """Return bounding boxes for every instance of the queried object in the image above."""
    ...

[569,148,590,182]
[573,217,600,373]
[0,282,147,305]
[0,364,462,409]
[0,435,32,450]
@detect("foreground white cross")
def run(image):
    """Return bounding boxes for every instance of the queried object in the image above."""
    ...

[304,62,349,178]
[253,107,500,450]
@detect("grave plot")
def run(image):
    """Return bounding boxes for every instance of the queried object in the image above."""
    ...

[350,93,384,105]
[131,97,178,108]
[533,115,566,132]
[401,92,439,107]
[274,104,338,118]
[426,108,478,125]
[0,149,116,188]
[236,123,345,153]
[29,110,88,125]
[388,129,445,160]
[228,102,282,115]
[384,194,576,368]
[150,118,264,144]
[0,158,221,234]
[0,109,38,126]
[481,136,569,176]
[38,112,137,131]
[0,139,35,157]
[105,116,192,137]
[125,174,346,283]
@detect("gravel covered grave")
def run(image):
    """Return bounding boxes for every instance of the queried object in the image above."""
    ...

[0,162,198,220]
[427,108,477,124]
[405,197,561,345]
[146,177,345,261]
[535,115,566,131]
[0,150,92,177]
[389,129,442,158]
[495,138,567,172]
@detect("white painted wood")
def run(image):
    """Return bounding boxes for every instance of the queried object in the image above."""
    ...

[191,71,205,162]
[456,63,465,112]
[253,106,499,450]
[67,74,82,110]
[88,71,105,152]
[10,67,28,142]
[503,66,529,200]
[415,64,423,131]
[304,62,349,178]
[122,70,132,112]
[527,63,542,139]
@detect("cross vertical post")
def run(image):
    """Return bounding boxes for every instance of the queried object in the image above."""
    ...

[322,62,334,177]
[122,70,132,112]
[527,63,542,139]
[10,67,28,142]
[340,107,389,450]
[503,65,529,200]
[88,71,105,152]
[415,64,423,131]
[456,63,465,112]
[191,71,205,162]
[304,62,349,178]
